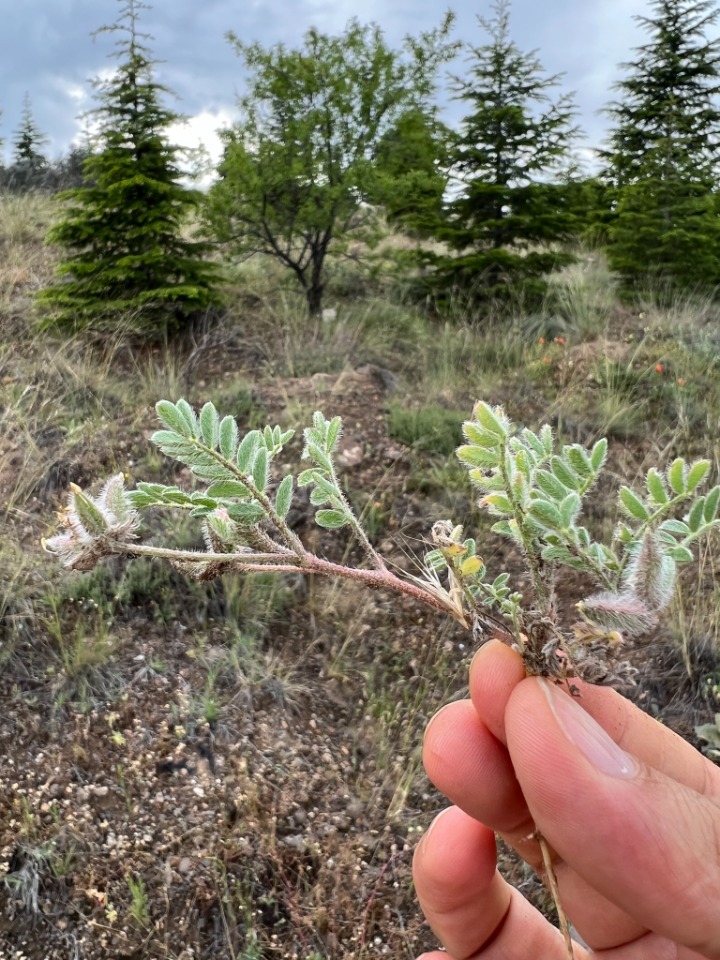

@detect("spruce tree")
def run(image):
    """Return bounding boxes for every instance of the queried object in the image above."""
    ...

[13,94,48,166]
[427,0,579,311]
[7,93,49,191]
[38,0,220,338]
[603,0,720,292]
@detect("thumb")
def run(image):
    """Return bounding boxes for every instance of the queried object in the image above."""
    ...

[506,677,720,958]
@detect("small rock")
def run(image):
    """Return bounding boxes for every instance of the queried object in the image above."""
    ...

[280,834,307,851]
[336,442,364,468]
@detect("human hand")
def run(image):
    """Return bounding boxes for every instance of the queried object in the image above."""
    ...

[412,639,720,959]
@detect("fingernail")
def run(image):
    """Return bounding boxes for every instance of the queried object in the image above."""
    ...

[422,700,457,743]
[424,806,453,841]
[539,678,638,779]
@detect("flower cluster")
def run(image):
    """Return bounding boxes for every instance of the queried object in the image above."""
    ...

[42,474,139,570]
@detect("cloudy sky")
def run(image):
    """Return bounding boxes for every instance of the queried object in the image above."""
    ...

[0,0,648,172]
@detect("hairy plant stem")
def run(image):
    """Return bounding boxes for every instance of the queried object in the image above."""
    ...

[537,831,575,960]
[109,540,461,618]
[327,461,387,571]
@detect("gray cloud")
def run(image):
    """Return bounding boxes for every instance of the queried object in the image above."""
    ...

[1,0,649,167]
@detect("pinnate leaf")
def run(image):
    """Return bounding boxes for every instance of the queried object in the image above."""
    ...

[559,492,581,527]
[686,498,705,534]
[326,417,343,453]
[481,493,513,515]
[306,443,333,473]
[660,518,691,537]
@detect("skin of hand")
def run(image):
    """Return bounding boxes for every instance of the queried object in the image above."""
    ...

[412,639,720,960]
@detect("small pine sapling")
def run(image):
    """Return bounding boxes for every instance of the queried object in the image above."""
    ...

[43,399,720,957]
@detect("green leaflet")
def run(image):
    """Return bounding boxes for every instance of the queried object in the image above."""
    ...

[252,447,269,492]
[219,416,239,460]
[686,460,710,494]
[456,444,500,469]
[199,402,220,448]
[315,509,348,529]
[667,458,686,495]
[550,456,579,491]
[156,400,191,437]
[206,480,252,499]
[472,402,508,437]
[529,499,564,529]
[275,475,294,518]
[237,431,260,473]
[590,438,608,472]
[619,486,650,521]
[646,468,669,505]
[704,486,720,523]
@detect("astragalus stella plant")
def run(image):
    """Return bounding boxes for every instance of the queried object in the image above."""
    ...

[44,398,720,957]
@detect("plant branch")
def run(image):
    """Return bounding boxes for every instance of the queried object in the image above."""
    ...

[110,540,459,617]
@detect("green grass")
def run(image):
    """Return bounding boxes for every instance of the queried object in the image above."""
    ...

[388,402,465,456]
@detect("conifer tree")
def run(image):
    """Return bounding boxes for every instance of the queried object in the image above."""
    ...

[426,0,579,311]
[6,93,49,191]
[38,0,220,338]
[603,0,720,292]
[13,94,48,166]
